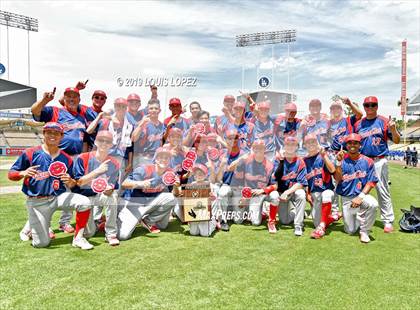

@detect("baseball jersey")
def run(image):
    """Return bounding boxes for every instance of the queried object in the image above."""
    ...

[304,153,334,193]
[301,115,330,149]
[224,122,255,152]
[221,149,245,186]
[133,120,164,157]
[235,155,274,189]
[34,106,87,155]
[273,157,308,192]
[163,116,191,133]
[251,118,276,153]
[354,116,393,157]
[72,152,120,196]
[214,112,253,135]
[127,108,148,126]
[273,115,301,150]
[9,145,73,197]
[328,115,357,151]
[125,164,175,200]
[83,105,102,148]
[336,154,378,197]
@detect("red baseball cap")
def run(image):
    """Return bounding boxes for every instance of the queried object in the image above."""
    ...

[345,133,362,143]
[223,95,235,103]
[192,164,208,175]
[64,87,80,96]
[285,102,297,111]
[114,98,128,106]
[127,93,141,102]
[284,136,299,145]
[363,96,378,104]
[169,98,182,106]
[309,99,322,107]
[92,90,107,99]
[43,122,64,133]
[96,130,113,142]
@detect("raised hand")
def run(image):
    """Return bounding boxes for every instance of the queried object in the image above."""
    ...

[21,165,40,178]
[96,159,111,175]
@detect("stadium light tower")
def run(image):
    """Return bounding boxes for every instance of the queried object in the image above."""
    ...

[236,30,296,91]
[0,10,39,84]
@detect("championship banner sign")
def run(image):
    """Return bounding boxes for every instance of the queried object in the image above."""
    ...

[401,40,407,116]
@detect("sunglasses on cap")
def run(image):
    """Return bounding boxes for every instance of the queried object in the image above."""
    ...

[363,103,378,108]
[94,96,106,101]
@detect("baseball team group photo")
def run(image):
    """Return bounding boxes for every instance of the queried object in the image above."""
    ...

[0,1,419,309]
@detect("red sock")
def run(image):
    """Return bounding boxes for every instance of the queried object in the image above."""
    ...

[320,202,332,228]
[269,204,278,223]
[74,209,90,237]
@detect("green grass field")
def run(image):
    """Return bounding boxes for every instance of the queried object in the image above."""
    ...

[0,164,419,309]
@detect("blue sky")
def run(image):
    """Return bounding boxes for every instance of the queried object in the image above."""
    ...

[0,0,419,119]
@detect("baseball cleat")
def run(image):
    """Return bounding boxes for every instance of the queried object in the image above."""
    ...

[294,226,303,237]
[360,232,370,243]
[330,211,342,222]
[311,226,325,239]
[267,221,277,234]
[72,237,94,250]
[19,229,32,242]
[140,220,161,233]
[105,235,120,246]
[384,224,394,233]
[48,228,56,239]
[59,224,75,234]
[220,221,230,231]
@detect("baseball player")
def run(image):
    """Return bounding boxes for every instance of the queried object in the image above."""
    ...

[303,134,337,239]
[267,136,308,236]
[213,129,248,231]
[131,100,164,166]
[226,140,279,226]
[214,95,254,135]
[334,133,379,243]
[8,122,93,250]
[164,128,189,170]
[300,99,330,150]
[188,101,202,124]
[83,90,108,151]
[162,98,191,142]
[126,93,148,126]
[250,101,276,160]
[328,97,362,152]
[273,102,301,151]
[354,96,400,233]
[72,131,121,246]
[118,147,178,240]
[31,87,89,233]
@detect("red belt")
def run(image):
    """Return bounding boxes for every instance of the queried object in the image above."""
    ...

[370,155,385,160]
[27,195,53,199]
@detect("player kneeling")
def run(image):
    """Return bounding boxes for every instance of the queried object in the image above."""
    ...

[8,122,93,250]
[72,131,121,246]
[266,137,308,236]
[334,134,379,243]
[303,134,339,239]
[118,147,177,240]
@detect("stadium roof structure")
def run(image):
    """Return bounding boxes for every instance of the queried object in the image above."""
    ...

[407,89,420,116]
[0,79,37,111]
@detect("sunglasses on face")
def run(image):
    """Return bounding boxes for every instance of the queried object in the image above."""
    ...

[363,103,378,108]
[97,139,112,144]
[94,96,106,101]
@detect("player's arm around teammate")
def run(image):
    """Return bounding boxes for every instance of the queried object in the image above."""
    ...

[8,123,93,250]
[72,131,121,246]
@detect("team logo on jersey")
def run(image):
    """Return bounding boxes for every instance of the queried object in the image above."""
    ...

[52,179,60,191]
[162,171,176,186]
[241,187,252,199]
[208,147,219,161]
[91,177,108,193]
[48,161,67,177]
[356,181,362,190]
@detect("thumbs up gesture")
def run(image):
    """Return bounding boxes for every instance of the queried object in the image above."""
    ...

[388,115,396,130]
